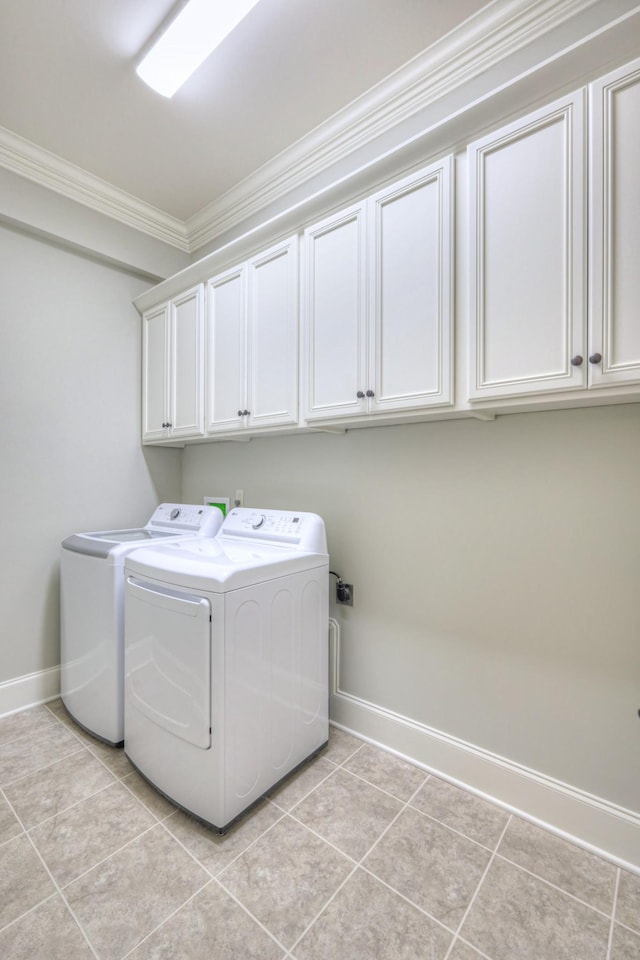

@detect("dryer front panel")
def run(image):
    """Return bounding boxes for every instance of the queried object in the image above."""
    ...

[125,577,211,749]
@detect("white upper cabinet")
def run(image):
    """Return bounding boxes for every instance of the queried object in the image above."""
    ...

[142,303,169,443]
[142,285,205,443]
[589,57,640,389]
[468,92,586,401]
[303,158,453,422]
[207,265,246,433]
[369,166,452,413]
[303,203,367,420]
[206,237,298,435]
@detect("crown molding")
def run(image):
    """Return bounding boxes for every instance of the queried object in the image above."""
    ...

[0,0,634,258]
[0,126,189,252]
[185,0,606,251]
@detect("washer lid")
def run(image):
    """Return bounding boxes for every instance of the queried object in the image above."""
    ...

[61,529,180,559]
[124,536,328,592]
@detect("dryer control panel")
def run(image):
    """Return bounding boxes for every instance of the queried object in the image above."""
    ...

[222,508,327,553]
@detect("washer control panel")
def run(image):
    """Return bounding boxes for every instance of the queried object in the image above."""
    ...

[147,503,224,537]
[222,508,327,552]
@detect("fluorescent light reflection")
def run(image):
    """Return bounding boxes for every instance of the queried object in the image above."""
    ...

[137,0,262,98]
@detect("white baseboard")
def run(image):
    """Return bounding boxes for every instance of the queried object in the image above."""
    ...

[328,620,640,874]
[0,666,60,718]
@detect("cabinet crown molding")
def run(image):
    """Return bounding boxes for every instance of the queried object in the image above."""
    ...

[2,0,636,258]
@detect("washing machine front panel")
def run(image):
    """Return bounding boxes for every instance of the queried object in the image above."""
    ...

[60,503,224,744]
[125,578,212,749]
[60,549,123,745]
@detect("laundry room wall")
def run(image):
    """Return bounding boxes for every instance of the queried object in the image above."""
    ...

[0,212,183,697]
[181,403,640,822]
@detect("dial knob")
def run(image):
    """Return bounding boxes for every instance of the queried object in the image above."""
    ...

[252,514,266,529]
[170,508,180,520]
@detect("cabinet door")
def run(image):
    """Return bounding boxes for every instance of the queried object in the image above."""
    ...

[169,285,205,439]
[206,267,247,433]
[468,92,586,400]
[303,204,367,420]
[142,303,169,442]
[589,58,640,388]
[369,159,453,413]
[247,237,298,428]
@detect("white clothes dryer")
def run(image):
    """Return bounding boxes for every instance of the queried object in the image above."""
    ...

[124,507,329,831]
[60,503,224,745]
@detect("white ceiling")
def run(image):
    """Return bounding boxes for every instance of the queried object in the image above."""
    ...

[0,0,488,222]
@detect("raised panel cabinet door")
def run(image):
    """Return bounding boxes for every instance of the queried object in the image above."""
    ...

[468,91,586,400]
[206,267,247,433]
[369,158,453,413]
[303,204,367,420]
[169,285,205,438]
[142,303,169,442]
[247,236,298,428]
[589,58,640,388]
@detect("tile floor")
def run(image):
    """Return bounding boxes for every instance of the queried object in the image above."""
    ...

[0,701,638,960]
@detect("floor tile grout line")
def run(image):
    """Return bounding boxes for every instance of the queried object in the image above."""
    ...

[284,809,362,867]
[118,875,216,960]
[0,704,59,734]
[0,799,102,960]
[0,785,25,847]
[0,891,62,941]
[490,849,618,920]
[614,917,640,937]
[212,873,295,956]
[356,861,458,936]
[0,743,87,792]
[55,819,161,892]
[606,868,621,960]
[21,773,121,835]
[405,798,507,855]
[284,858,361,954]
[452,936,494,960]
[320,760,430,806]
[161,802,289,883]
[286,775,450,956]
[118,771,178,823]
[269,757,340,811]
[441,813,512,960]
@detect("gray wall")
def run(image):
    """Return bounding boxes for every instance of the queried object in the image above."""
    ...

[182,403,640,814]
[0,222,182,683]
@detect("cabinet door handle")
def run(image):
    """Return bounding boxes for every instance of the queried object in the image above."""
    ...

[237,410,244,417]
[589,353,602,364]
[161,422,172,428]
[356,391,365,399]
[570,355,583,367]
[242,410,250,416]
[366,389,375,398]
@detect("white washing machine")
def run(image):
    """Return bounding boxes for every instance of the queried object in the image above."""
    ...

[60,503,224,745]
[124,507,329,831]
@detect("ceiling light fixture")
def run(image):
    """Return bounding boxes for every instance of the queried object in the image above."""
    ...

[137,0,262,98]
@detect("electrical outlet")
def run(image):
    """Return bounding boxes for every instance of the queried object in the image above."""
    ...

[336,581,353,606]
[234,489,244,508]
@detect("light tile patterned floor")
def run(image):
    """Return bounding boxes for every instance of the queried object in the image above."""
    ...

[0,700,638,959]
